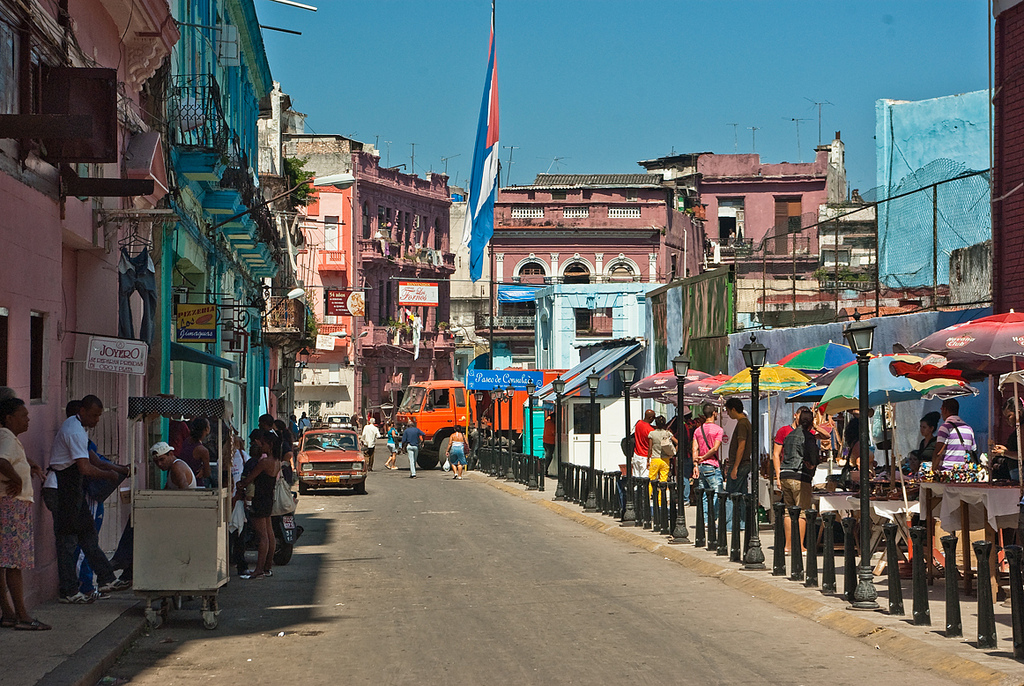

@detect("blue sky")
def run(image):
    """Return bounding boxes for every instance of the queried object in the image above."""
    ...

[257,0,990,194]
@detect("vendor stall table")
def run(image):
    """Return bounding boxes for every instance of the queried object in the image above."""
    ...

[920,482,1018,597]
[816,493,919,566]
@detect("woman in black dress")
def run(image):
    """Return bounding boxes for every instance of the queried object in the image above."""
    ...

[235,430,281,579]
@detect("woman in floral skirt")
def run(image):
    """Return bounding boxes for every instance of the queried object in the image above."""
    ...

[0,396,49,630]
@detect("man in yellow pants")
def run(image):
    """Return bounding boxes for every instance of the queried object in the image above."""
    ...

[648,416,677,503]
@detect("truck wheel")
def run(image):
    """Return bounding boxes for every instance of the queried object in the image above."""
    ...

[416,449,440,470]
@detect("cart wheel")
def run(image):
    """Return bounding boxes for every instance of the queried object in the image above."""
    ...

[145,607,163,629]
[202,610,218,630]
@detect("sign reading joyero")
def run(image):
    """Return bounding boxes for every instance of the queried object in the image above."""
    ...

[86,336,148,375]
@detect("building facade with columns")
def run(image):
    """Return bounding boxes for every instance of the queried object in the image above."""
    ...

[485,173,699,368]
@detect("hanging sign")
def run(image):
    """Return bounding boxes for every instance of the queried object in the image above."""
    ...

[398,282,439,307]
[315,334,337,351]
[175,303,218,342]
[326,289,365,317]
[86,336,148,375]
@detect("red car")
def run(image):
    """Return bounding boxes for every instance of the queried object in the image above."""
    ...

[297,429,367,494]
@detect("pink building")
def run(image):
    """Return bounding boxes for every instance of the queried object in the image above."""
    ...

[0,0,177,605]
[488,174,701,366]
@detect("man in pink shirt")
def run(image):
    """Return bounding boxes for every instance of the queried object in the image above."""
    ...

[691,404,725,504]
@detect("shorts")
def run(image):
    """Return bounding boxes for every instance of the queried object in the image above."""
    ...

[780,478,811,511]
[449,448,467,466]
[388,442,397,455]
[0,497,33,568]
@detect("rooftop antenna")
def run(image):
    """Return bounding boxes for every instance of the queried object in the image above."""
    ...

[440,153,460,175]
[410,142,416,174]
[726,123,739,152]
[502,145,519,186]
[544,156,569,174]
[384,141,392,167]
[748,127,760,153]
[786,117,812,161]
[804,98,834,145]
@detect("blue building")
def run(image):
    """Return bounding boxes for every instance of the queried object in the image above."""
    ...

[162,0,278,430]
[873,91,991,291]
[535,283,659,369]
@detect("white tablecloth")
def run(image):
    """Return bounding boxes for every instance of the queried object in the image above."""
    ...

[920,483,1021,532]
[816,493,919,520]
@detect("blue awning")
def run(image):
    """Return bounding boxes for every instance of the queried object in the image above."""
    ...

[497,284,543,303]
[536,342,642,400]
[169,342,238,377]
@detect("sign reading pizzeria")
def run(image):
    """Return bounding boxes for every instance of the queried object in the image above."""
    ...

[325,290,365,317]
[398,282,439,307]
[175,303,218,342]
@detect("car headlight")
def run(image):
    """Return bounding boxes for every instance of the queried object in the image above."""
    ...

[301,463,312,471]
[350,462,364,471]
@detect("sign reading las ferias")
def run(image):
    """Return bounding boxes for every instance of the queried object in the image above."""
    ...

[86,336,148,375]
[398,282,439,307]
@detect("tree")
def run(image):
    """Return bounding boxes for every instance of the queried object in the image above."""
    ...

[284,157,315,210]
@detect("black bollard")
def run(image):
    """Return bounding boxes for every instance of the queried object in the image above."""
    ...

[554,461,566,500]
[909,526,930,625]
[539,456,545,492]
[772,502,786,576]
[661,481,672,535]
[744,492,755,556]
[716,488,729,556]
[974,539,997,649]
[883,521,904,616]
[821,512,837,593]
[805,509,819,588]
[641,477,652,529]
[941,535,962,638]
[693,486,706,547]
[528,455,538,490]
[843,517,857,604]
[706,487,718,551]
[730,493,744,562]
[1005,545,1024,659]
[607,472,617,517]
[788,507,804,581]
[596,471,605,514]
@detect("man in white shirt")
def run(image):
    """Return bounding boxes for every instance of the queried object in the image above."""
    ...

[361,417,381,471]
[51,395,129,603]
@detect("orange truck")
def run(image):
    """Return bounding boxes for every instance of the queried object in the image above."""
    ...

[395,370,561,470]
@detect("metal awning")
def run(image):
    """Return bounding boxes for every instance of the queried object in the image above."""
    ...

[497,284,542,303]
[169,342,238,377]
[536,342,643,400]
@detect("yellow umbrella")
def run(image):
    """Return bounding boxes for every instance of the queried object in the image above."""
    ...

[713,364,811,397]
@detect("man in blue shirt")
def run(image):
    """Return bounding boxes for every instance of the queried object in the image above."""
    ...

[401,419,426,478]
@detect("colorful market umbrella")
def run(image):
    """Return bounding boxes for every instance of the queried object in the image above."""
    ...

[638,374,729,406]
[630,368,710,400]
[818,355,976,414]
[778,342,857,374]
[713,364,811,397]
[909,311,1024,376]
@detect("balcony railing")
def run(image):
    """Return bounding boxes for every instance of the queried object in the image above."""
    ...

[168,74,228,151]
[265,297,306,331]
[319,250,347,272]
[475,315,535,329]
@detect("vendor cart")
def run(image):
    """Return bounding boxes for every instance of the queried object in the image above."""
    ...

[127,397,230,629]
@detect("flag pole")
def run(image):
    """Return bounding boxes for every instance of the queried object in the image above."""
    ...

[489,242,495,371]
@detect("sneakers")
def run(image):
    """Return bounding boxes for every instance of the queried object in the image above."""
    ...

[409,474,417,478]
[98,578,131,593]
[59,592,96,604]
[86,590,111,601]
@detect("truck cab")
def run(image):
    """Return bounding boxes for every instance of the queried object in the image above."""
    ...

[396,380,475,469]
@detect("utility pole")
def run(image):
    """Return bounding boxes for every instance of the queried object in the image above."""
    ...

[410,143,416,174]
[726,123,739,153]
[502,145,519,186]
[749,127,760,153]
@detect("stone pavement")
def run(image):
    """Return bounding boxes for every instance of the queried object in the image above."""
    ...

[468,470,1024,686]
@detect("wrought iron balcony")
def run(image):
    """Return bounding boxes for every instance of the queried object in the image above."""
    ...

[475,314,535,329]
[168,74,228,152]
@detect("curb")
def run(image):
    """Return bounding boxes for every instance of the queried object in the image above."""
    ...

[470,472,1019,686]
[37,601,146,686]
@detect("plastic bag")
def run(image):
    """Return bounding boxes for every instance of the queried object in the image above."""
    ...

[229,500,246,534]
[443,457,451,472]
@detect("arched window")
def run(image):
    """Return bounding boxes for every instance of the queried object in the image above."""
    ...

[608,263,635,282]
[563,262,591,284]
[517,261,545,284]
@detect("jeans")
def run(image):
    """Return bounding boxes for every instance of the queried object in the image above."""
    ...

[54,467,115,597]
[77,500,104,593]
[725,461,752,530]
[696,463,723,513]
[117,247,158,344]
[109,522,134,581]
[407,445,418,476]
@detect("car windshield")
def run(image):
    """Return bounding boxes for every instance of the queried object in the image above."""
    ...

[302,432,358,452]
[398,387,426,412]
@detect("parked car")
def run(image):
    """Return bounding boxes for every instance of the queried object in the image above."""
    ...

[325,414,353,429]
[297,429,366,494]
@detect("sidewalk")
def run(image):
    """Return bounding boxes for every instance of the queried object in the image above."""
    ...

[0,593,144,686]
[469,471,1024,686]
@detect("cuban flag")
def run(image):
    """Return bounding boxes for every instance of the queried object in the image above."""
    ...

[460,2,499,282]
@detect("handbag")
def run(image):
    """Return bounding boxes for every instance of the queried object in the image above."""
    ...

[661,434,676,458]
[271,475,297,516]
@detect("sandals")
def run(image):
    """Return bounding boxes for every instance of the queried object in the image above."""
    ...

[240,571,264,580]
[0,616,15,628]
[14,619,51,631]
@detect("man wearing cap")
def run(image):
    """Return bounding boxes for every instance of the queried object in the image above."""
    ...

[151,442,197,490]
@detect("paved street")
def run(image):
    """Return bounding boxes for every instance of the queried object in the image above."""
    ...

[104,455,958,686]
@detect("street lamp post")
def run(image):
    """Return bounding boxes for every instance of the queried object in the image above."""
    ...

[474,390,485,471]
[527,381,538,490]
[669,351,691,543]
[619,364,637,524]
[505,384,515,481]
[741,334,767,569]
[552,377,567,500]
[584,372,601,512]
[844,313,879,610]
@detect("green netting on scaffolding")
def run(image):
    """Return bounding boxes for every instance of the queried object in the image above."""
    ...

[863,159,990,291]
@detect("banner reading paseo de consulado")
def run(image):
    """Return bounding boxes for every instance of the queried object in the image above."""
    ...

[466,369,544,390]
